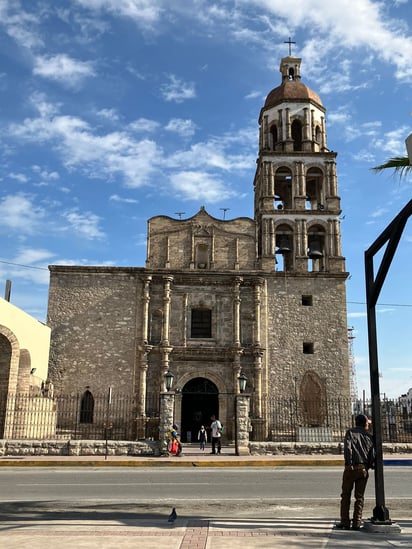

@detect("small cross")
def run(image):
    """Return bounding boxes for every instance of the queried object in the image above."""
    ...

[284,37,296,56]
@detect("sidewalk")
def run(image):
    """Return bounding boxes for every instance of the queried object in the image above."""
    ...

[1,516,411,548]
[1,447,411,547]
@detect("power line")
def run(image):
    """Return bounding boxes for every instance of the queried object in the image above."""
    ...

[0,260,411,308]
[0,260,48,271]
[348,301,412,308]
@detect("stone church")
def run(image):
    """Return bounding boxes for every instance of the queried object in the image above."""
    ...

[47,55,350,442]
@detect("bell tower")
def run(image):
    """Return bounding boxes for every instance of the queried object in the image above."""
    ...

[254,55,345,275]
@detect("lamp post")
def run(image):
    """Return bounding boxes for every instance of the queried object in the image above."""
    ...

[165,370,174,392]
[159,371,175,456]
[365,198,412,525]
[235,372,250,455]
[238,372,247,393]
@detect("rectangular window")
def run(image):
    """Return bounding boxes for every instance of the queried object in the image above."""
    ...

[303,342,314,354]
[191,308,212,338]
[302,295,313,306]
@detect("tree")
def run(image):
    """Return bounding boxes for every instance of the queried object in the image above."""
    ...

[371,156,412,178]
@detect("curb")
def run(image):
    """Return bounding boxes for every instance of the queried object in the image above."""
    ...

[0,457,411,468]
[0,458,343,467]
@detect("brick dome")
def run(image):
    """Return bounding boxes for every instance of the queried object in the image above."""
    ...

[264,81,323,109]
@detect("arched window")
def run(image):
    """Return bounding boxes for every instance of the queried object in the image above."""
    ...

[80,390,94,424]
[291,120,303,151]
[269,124,278,150]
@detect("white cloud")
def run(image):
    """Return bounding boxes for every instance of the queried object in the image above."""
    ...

[0,193,45,233]
[33,53,95,87]
[165,118,197,138]
[128,118,160,133]
[109,194,139,204]
[8,96,160,188]
[63,208,105,240]
[166,136,254,172]
[96,108,119,122]
[9,172,28,183]
[169,171,237,202]
[372,126,411,156]
[160,75,196,103]
[0,0,43,50]
[0,247,52,286]
[348,312,367,318]
[73,0,162,28]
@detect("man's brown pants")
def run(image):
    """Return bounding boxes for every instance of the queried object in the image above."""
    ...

[340,467,369,527]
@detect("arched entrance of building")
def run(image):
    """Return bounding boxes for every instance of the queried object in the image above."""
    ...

[181,377,218,443]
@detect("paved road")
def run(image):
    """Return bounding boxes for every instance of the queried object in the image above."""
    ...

[1,466,411,519]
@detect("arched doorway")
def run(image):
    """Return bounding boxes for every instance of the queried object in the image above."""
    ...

[181,377,218,443]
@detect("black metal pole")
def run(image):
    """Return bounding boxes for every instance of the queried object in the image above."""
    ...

[364,198,412,524]
[365,254,388,522]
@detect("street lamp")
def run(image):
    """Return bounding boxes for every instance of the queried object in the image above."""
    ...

[238,372,247,393]
[164,370,174,392]
[365,198,412,524]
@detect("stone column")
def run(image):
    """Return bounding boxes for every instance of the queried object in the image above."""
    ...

[142,275,152,344]
[235,394,250,456]
[162,276,173,346]
[232,276,242,347]
[136,345,151,439]
[321,116,326,150]
[159,391,175,456]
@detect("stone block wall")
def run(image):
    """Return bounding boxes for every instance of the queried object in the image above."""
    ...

[47,266,144,395]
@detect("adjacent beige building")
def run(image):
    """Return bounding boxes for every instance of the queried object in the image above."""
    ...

[0,297,52,438]
[47,56,351,441]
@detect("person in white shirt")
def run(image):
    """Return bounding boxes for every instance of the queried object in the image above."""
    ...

[210,414,222,455]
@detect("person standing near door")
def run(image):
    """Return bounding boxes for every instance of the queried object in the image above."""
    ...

[210,414,222,455]
[198,425,207,451]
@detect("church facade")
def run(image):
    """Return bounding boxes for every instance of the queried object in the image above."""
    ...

[47,56,350,442]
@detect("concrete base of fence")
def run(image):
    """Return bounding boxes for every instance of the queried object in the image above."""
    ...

[1,440,412,457]
[249,441,412,456]
[0,439,160,457]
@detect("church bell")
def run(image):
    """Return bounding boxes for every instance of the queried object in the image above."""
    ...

[307,240,323,259]
[276,235,291,254]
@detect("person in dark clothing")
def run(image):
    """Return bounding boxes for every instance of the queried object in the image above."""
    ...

[198,425,207,451]
[336,414,376,530]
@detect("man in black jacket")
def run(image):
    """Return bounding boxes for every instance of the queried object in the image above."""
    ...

[336,414,376,530]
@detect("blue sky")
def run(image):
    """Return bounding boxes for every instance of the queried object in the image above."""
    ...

[0,0,411,398]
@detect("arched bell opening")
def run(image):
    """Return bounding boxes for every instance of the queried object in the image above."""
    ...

[181,377,218,443]
[274,167,292,210]
[307,225,326,272]
[305,167,324,210]
[275,224,294,272]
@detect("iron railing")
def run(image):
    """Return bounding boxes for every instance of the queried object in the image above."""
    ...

[1,392,411,442]
[266,396,412,443]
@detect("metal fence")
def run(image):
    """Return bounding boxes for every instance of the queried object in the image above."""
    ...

[1,392,411,443]
[267,397,412,443]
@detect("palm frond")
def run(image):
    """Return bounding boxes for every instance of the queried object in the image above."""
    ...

[371,156,412,178]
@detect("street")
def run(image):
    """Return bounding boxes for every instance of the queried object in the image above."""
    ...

[0,466,411,519]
